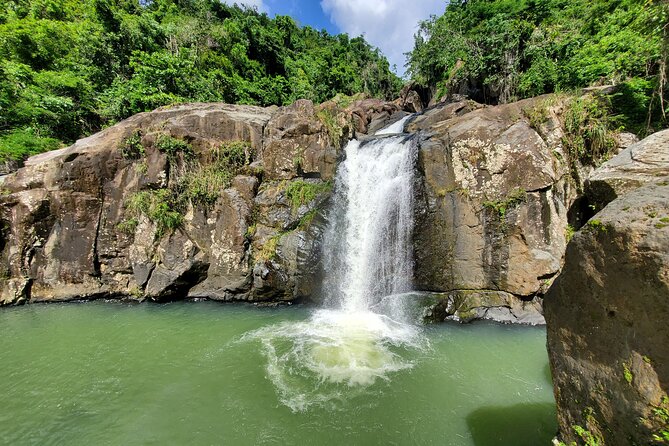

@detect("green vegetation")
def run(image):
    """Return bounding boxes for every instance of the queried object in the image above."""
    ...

[0,0,401,162]
[622,361,633,384]
[565,224,576,242]
[121,138,253,238]
[0,128,61,162]
[284,180,333,211]
[178,140,253,206]
[651,397,669,443]
[408,0,669,135]
[256,233,282,262]
[483,188,527,218]
[126,189,183,238]
[120,130,145,160]
[563,95,616,166]
[155,134,194,161]
[586,219,607,232]
[572,424,602,446]
[316,109,347,149]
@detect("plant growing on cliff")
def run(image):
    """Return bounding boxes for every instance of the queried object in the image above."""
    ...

[483,188,527,219]
[256,233,282,262]
[179,141,254,207]
[572,425,602,446]
[316,109,345,149]
[155,134,194,162]
[563,96,616,167]
[126,189,183,238]
[284,180,333,212]
[120,131,145,160]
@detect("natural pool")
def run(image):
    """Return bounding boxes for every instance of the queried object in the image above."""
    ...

[0,301,556,445]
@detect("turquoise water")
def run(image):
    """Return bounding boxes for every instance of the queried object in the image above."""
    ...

[0,301,556,445]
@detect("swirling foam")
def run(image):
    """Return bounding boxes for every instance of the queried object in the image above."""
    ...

[242,309,427,412]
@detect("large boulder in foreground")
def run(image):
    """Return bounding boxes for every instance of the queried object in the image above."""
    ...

[545,179,669,444]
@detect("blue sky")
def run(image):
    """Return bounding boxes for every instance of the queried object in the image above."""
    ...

[222,0,447,76]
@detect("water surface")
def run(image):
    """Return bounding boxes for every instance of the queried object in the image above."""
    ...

[0,302,556,445]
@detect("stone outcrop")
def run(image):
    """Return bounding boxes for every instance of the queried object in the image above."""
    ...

[544,130,669,445]
[587,129,669,211]
[0,101,343,305]
[545,182,669,445]
[0,91,626,322]
[411,96,578,324]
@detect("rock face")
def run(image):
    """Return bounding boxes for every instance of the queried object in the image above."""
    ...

[545,181,669,445]
[0,92,620,321]
[411,96,578,324]
[545,130,669,445]
[587,129,669,211]
[0,102,340,305]
[0,94,411,306]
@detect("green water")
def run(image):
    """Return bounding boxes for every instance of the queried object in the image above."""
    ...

[0,301,556,445]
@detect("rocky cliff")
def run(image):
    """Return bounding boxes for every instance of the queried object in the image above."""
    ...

[0,93,614,323]
[411,96,581,324]
[545,130,669,445]
[0,98,404,305]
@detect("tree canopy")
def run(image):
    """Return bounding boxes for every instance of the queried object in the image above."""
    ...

[0,0,402,161]
[407,0,668,134]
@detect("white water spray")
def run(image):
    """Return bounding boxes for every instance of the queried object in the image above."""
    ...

[322,135,416,318]
[245,119,425,411]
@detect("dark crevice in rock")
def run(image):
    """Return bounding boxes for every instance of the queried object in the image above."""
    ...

[91,189,104,278]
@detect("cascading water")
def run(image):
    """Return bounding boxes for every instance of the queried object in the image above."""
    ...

[244,119,426,412]
[322,135,416,318]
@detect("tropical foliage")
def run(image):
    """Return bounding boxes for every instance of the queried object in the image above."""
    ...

[408,0,669,134]
[0,0,401,161]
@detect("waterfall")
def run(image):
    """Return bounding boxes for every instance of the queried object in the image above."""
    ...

[244,120,425,412]
[323,135,417,317]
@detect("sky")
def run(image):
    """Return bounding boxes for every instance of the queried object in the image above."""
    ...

[222,0,447,77]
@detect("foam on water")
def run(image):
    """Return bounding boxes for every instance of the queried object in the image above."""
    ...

[243,309,425,412]
[245,124,424,411]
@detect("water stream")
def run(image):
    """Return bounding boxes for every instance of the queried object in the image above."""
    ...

[244,123,427,411]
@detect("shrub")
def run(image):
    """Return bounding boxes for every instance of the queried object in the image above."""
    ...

[563,96,616,166]
[119,130,145,160]
[0,128,61,162]
[284,180,333,211]
[126,189,183,238]
[155,134,194,160]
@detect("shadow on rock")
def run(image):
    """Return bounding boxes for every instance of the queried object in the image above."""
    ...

[466,402,556,446]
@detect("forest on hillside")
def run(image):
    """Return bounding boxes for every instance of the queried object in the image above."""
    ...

[407,0,669,135]
[0,0,401,161]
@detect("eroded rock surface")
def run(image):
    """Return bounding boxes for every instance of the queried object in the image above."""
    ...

[545,181,669,445]
[412,96,577,324]
[0,102,340,304]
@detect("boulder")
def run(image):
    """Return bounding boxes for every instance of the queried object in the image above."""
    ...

[587,129,669,211]
[545,180,669,445]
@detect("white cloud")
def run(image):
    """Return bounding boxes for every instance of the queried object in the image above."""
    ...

[220,0,269,13]
[320,0,445,77]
